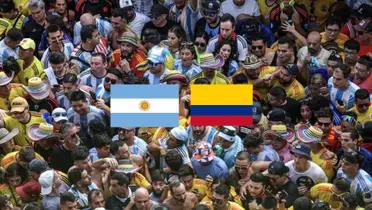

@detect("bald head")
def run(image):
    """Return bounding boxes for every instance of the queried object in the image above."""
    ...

[135,187,149,198]
[307,31,321,55]
[134,188,151,210]
[80,13,95,26]
[308,31,321,42]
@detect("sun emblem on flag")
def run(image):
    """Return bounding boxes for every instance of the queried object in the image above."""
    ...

[139,100,150,111]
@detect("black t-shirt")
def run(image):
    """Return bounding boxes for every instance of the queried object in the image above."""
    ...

[276,180,300,208]
[194,17,220,40]
[28,99,54,113]
[22,18,45,52]
[106,195,131,210]
[279,97,301,124]
[141,20,179,41]
[50,145,74,173]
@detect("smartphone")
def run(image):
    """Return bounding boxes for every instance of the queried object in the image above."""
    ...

[90,91,97,103]
[337,99,344,106]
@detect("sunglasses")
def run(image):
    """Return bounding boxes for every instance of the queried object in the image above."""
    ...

[53,112,67,118]
[194,42,206,47]
[202,10,217,17]
[105,77,117,84]
[357,102,370,108]
[318,121,331,127]
[252,45,264,50]
[147,61,161,67]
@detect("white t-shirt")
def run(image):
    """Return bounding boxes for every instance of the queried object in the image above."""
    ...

[221,0,260,19]
[130,12,151,36]
[286,160,328,187]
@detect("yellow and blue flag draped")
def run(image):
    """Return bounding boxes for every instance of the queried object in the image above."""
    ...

[111,85,179,127]
[190,84,253,126]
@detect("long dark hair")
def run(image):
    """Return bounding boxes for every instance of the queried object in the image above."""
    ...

[215,39,234,76]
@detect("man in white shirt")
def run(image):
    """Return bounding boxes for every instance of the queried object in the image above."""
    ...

[121,0,150,36]
[285,143,328,195]
[206,13,248,62]
[221,0,260,19]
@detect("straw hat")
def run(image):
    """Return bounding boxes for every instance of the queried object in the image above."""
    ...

[0,128,19,144]
[24,77,49,100]
[262,124,295,143]
[0,71,14,86]
[27,123,54,141]
[296,125,323,143]
[242,54,262,70]
[199,53,225,69]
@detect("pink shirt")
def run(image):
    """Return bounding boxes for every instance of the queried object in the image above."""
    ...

[271,143,293,163]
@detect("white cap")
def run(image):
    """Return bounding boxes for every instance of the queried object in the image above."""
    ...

[218,126,236,142]
[119,0,132,8]
[52,108,68,123]
[94,208,106,210]
[38,170,54,195]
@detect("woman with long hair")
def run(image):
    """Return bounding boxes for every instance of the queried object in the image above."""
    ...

[161,25,187,59]
[215,40,239,77]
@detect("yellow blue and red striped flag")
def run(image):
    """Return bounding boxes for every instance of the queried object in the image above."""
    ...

[190,84,253,126]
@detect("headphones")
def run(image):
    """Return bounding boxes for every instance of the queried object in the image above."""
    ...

[280,0,295,9]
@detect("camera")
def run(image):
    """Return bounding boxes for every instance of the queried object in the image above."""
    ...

[277,191,288,201]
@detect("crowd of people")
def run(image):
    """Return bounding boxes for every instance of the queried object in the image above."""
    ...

[0,0,371,209]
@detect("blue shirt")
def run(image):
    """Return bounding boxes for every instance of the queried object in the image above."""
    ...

[337,168,372,194]
[173,59,202,79]
[359,147,372,176]
[251,145,280,162]
[112,135,148,157]
[191,156,229,180]
[67,105,106,148]
[68,183,99,209]
[223,136,244,168]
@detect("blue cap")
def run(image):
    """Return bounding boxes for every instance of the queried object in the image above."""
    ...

[148,46,171,64]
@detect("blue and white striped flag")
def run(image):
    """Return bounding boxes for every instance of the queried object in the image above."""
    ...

[110,85,179,127]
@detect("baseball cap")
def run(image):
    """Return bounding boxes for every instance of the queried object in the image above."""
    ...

[170,127,188,143]
[119,0,132,8]
[52,108,68,123]
[253,101,262,124]
[38,170,55,195]
[10,97,28,113]
[343,151,364,165]
[352,4,372,19]
[151,4,168,18]
[268,161,289,175]
[202,0,220,12]
[147,45,170,64]
[267,108,286,122]
[18,38,36,50]
[290,143,311,159]
[284,64,299,76]
[218,126,237,142]
[29,159,48,174]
